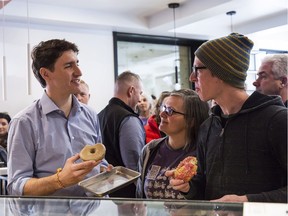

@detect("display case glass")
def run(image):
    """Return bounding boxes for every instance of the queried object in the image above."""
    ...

[0,196,243,216]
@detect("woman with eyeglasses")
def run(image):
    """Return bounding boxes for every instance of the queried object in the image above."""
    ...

[136,89,209,199]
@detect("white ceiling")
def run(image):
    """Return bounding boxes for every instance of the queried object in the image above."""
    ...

[1,0,288,50]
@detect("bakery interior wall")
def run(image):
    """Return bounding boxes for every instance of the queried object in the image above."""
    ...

[0,1,287,117]
[0,26,115,117]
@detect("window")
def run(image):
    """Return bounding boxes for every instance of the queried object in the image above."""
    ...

[113,32,205,99]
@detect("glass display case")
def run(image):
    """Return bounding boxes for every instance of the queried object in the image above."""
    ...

[0,196,287,215]
[0,196,243,216]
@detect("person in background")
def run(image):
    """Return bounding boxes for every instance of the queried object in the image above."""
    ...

[0,112,11,151]
[0,112,11,167]
[166,33,287,203]
[7,39,110,197]
[253,54,288,107]
[136,93,152,125]
[74,80,90,105]
[136,89,209,199]
[144,91,170,143]
[98,71,145,198]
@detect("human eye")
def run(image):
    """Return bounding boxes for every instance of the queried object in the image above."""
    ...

[64,63,72,69]
[262,75,268,79]
[166,107,174,116]
[257,72,268,80]
[259,75,268,80]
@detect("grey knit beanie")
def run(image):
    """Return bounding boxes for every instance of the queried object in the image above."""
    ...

[195,33,254,89]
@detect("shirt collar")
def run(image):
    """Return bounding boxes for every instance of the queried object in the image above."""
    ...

[40,91,83,115]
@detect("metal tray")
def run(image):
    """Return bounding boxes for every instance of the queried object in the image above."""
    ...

[78,166,140,197]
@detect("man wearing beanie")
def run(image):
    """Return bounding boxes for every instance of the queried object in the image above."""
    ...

[166,33,287,203]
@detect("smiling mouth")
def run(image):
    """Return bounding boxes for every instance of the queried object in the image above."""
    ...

[72,79,80,84]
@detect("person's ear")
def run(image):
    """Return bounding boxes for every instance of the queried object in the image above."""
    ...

[39,67,50,82]
[128,86,134,97]
[280,76,287,87]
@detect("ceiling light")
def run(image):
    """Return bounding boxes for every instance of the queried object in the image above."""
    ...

[226,10,236,32]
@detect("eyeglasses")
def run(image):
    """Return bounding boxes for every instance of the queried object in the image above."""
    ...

[191,66,207,78]
[161,105,185,116]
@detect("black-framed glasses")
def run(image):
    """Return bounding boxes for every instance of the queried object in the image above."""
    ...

[161,105,185,116]
[191,66,207,78]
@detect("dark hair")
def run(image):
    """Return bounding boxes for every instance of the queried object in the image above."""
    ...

[31,39,79,88]
[0,112,11,123]
[170,89,209,150]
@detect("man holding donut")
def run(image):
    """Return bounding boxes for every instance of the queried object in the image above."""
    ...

[98,71,146,198]
[7,39,108,197]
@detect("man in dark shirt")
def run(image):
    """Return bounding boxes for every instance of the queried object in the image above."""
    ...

[98,71,145,198]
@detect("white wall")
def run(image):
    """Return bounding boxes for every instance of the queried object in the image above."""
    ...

[1,24,286,118]
[0,26,115,117]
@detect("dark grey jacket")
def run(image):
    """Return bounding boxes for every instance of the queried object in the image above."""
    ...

[184,91,287,203]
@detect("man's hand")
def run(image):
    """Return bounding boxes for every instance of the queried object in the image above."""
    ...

[58,153,100,187]
[100,164,113,173]
[23,153,101,196]
[211,194,248,202]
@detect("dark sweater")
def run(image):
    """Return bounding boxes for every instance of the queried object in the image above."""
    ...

[185,91,287,203]
[136,137,196,198]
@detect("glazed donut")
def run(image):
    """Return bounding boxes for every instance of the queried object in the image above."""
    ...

[80,143,106,161]
[174,156,198,182]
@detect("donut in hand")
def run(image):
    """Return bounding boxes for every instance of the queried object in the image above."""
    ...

[80,143,106,161]
[174,156,198,182]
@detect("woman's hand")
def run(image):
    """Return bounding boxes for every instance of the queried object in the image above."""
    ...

[165,169,190,193]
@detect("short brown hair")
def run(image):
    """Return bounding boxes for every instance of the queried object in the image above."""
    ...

[31,39,79,88]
